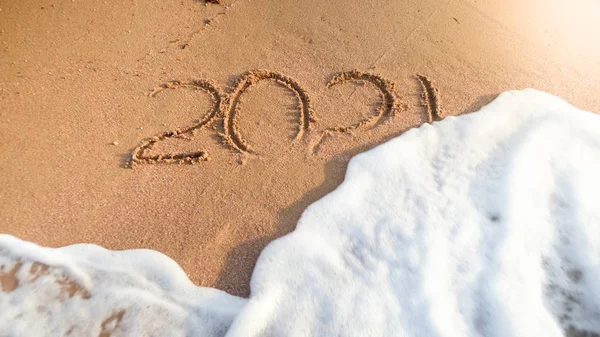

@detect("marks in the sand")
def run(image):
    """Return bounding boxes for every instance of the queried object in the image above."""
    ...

[0,262,21,292]
[130,80,223,167]
[129,70,446,167]
[311,70,401,154]
[99,310,126,337]
[222,70,317,153]
[0,260,90,299]
[416,74,443,123]
[326,70,399,131]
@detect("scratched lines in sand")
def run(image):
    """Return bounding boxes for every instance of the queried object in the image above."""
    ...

[416,74,443,123]
[131,80,223,166]
[222,70,317,153]
[310,70,402,154]
[129,70,444,168]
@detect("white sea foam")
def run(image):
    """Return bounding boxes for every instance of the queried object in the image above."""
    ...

[1,89,599,336]
[0,235,245,337]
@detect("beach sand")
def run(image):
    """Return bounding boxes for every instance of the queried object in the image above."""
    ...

[1,0,599,297]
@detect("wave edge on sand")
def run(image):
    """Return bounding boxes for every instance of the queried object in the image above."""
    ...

[2,89,600,337]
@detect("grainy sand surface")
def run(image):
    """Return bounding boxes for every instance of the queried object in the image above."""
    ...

[1,0,599,297]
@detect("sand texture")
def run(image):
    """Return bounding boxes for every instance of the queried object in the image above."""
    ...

[1,0,599,297]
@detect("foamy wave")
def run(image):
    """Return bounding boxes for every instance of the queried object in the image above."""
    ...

[230,89,600,337]
[0,235,245,337]
[2,89,599,337]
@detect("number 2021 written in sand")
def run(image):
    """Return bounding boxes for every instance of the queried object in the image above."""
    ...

[130,70,443,167]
